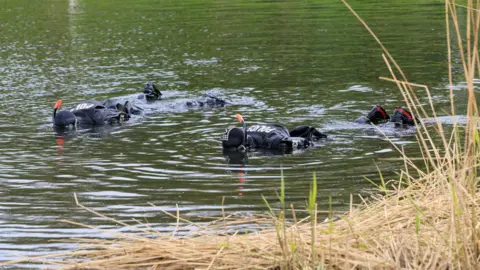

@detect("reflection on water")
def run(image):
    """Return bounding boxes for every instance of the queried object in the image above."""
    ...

[223,148,305,166]
[0,0,461,265]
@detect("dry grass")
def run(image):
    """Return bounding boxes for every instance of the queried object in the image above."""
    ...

[17,176,480,269]
[2,0,480,269]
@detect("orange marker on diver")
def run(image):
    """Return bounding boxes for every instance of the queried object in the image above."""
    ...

[53,100,64,150]
[54,100,62,109]
[235,113,247,143]
[53,99,63,118]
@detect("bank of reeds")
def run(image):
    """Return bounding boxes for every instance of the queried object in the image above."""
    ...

[2,0,480,269]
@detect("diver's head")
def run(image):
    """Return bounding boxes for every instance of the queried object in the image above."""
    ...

[144,82,162,101]
[54,110,77,127]
[366,105,390,124]
[222,126,246,150]
[390,106,416,127]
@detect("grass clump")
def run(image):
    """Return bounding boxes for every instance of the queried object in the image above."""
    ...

[2,0,480,269]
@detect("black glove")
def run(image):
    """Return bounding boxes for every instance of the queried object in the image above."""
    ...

[144,82,162,100]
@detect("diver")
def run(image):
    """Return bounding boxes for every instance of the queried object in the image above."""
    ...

[221,105,415,151]
[52,99,129,129]
[102,81,162,114]
[221,114,327,151]
[53,82,163,128]
[53,81,227,128]
[354,105,417,128]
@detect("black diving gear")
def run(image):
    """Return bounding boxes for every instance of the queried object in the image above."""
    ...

[52,81,227,129]
[103,81,161,114]
[355,105,416,127]
[53,100,127,128]
[390,106,416,127]
[143,81,162,101]
[354,105,390,124]
[53,110,77,127]
[222,124,327,150]
[222,127,246,149]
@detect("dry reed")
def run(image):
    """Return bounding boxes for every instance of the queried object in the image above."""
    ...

[2,0,480,269]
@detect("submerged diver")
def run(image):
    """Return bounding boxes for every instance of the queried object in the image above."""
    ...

[53,81,227,128]
[354,105,417,128]
[221,114,327,151]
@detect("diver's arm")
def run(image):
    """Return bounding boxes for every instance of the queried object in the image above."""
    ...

[354,115,371,124]
[289,126,327,139]
[204,94,227,106]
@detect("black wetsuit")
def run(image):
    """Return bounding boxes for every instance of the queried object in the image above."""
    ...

[103,81,226,114]
[100,81,162,116]
[66,100,127,126]
[246,124,294,148]
[53,81,227,128]
[103,94,146,116]
[222,124,327,150]
[354,105,416,127]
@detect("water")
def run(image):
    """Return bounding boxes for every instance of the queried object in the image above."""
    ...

[0,0,468,265]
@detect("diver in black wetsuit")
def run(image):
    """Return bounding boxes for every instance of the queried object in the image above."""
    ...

[221,123,327,151]
[124,81,226,110]
[53,82,163,128]
[102,81,162,115]
[53,81,227,128]
[354,105,417,128]
[221,105,415,151]
[53,100,129,128]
